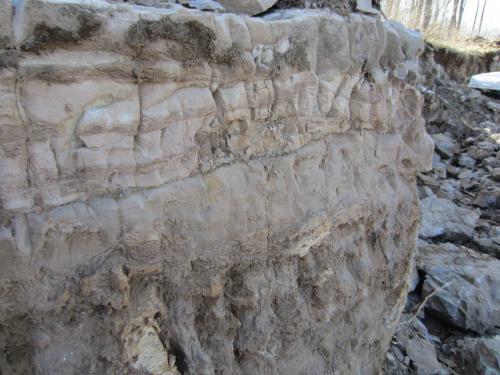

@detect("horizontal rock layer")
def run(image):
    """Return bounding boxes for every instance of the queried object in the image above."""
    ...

[0,1,432,374]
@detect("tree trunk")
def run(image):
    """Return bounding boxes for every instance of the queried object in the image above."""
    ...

[448,0,459,34]
[386,0,395,17]
[457,0,466,29]
[393,0,401,19]
[415,0,425,28]
[477,0,488,35]
[409,0,417,24]
[471,0,480,34]
[441,0,452,29]
[432,0,441,24]
[422,0,434,30]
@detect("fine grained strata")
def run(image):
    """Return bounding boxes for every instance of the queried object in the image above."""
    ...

[0,1,432,374]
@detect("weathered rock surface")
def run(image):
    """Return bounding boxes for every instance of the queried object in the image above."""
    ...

[458,336,500,374]
[418,243,500,334]
[419,195,479,242]
[217,0,277,15]
[0,1,432,374]
[406,337,448,375]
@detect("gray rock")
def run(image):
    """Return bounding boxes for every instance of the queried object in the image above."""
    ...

[472,236,500,258]
[407,337,448,375]
[468,146,493,162]
[473,187,500,209]
[432,153,447,178]
[178,0,225,10]
[217,0,276,15]
[491,168,500,182]
[458,154,476,169]
[432,133,458,159]
[418,243,500,334]
[459,336,500,374]
[478,141,498,152]
[458,169,474,180]
[487,100,500,112]
[420,195,479,242]
[436,180,461,201]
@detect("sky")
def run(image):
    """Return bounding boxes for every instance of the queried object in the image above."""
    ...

[382,0,500,38]
[461,0,500,37]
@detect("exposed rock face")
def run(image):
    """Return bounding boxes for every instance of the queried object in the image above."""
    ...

[0,1,432,374]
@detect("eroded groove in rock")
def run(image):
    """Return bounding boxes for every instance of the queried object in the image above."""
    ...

[0,1,433,374]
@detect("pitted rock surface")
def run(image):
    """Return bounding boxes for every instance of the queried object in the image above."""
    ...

[0,1,432,374]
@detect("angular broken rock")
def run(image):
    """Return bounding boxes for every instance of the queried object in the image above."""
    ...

[217,0,276,15]
[432,133,458,159]
[0,1,433,374]
[419,195,479,242]
[473,186,500,209]
[418,243,500,334]
[178,0,226,11]
[458,336,500,375]
[356,0,379,14]
[406,337,448,375]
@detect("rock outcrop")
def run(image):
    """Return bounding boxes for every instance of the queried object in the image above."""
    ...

[0,1,432,374]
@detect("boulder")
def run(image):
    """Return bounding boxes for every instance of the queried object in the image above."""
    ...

[432,133,458,159]
[418,243,500,334]
[217,0,276,15]
[459,336,500,374]
[406,338,448,375]
[473,187,500,209]
[420,195,479,242]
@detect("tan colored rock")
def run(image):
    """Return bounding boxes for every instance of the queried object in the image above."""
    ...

[0,2,433,374]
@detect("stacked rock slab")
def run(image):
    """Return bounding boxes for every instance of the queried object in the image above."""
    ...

[0,1,433,374]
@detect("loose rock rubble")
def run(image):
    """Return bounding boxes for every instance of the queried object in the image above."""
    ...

[384,47,500,374]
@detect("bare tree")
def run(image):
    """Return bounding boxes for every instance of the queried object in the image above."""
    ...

[422,0,434,30]
[393,0,401,20]
[457,0,466,29]
[471,0,481,34]
[432,0,441,24]
[386,0,395,17]
[477,0,488,35]
[448,0,459,33]
[414,0,425,28]
[441,0,452,26]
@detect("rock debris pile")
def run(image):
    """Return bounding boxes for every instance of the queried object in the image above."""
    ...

[384,48,500,375]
